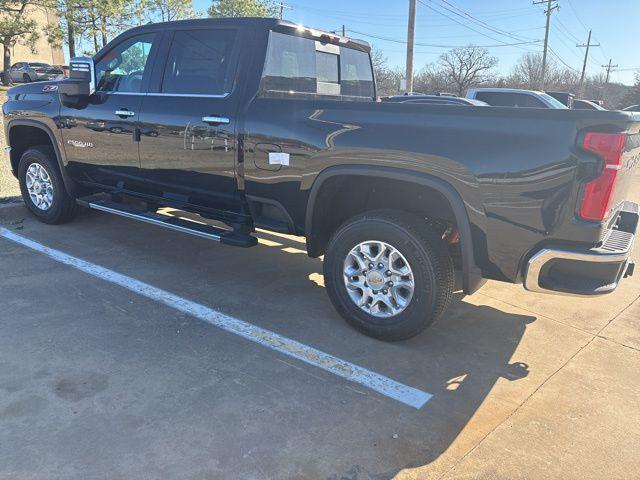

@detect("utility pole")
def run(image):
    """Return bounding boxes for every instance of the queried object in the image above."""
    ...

[405,0,416,93]
[577,30,600,94]
[275,2,291,20]
[342,24,346,37]
[602,58,618,84]
[533,0,559,89]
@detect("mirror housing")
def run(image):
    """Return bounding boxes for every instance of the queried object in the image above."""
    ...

[58,57,95,100]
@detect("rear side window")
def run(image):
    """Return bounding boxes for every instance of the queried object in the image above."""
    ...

[260,31,374,99]
[161,29,237,95]
[339,47,374,98]
[261,32,316,94]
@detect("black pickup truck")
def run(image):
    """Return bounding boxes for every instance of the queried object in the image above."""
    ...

[3,18,639,340]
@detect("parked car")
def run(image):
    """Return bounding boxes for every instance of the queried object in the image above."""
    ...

[546,91,575,108]
[383,94,488,106]
[3,18,639,341]
[623,105,640,112]
[9,62,64,83]
[466,88,569,109]
[53,65,70,78]
[573,99,607,110]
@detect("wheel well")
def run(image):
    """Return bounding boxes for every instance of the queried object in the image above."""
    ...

[307,175,458,258]
[8,125,55,175]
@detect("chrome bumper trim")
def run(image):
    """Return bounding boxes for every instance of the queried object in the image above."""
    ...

[524,246,633,295]
[524,202,638,296]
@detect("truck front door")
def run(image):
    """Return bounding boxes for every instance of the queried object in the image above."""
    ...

[137,27,243,211]
[60,33,160,189]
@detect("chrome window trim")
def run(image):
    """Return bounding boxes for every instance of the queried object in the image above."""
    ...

[93,91,230,98]
[149,92,230,98]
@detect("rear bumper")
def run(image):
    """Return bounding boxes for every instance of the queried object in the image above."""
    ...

[524,201,638,295]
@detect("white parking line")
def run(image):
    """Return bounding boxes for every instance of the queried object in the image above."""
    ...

[0,226,432,409]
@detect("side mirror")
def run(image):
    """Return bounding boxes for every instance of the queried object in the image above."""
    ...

[58,57,95,105]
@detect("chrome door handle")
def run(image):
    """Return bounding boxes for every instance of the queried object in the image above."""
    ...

[202,116,230,125]
[115,109,135,117]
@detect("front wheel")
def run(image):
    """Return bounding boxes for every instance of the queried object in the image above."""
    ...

[22,73,31,83]
[324,210,454,341]
[18,146,77,224]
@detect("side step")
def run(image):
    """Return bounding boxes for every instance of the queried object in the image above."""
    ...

[78,195,258,248]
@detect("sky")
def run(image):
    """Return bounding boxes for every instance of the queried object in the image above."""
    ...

[193,0,639,85]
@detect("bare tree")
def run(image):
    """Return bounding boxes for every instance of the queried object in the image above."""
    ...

[370,46,402,97]
[437,46,498,96]
[413,64,450,94]
[510,52,544,90]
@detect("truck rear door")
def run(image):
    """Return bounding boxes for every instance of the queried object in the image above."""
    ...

[137,26,244,211]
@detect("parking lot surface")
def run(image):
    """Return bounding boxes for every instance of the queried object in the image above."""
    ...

[1,118,639,478]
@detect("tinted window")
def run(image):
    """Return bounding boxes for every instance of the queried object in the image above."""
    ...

[162,29,237,95]
[476,92,546,108]
[316,51,338,83]
[539,92,569,109]
[261,31,375,99]
[261,32,316,94]
[339,47,374,98]
[29,63,50,68]
[95,34,155,93]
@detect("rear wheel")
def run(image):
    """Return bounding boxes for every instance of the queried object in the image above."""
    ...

[18,146,77,224]
[22,73,31,83]
[324,210,454,341]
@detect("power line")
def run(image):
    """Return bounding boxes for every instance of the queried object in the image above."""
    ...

[548,47,580,72]
[346,29,541,49]
[565,0,589,31]
[432,0,537,43]
[417,0,541,49]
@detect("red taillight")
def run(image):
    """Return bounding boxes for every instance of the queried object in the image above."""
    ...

[579,132,626,221]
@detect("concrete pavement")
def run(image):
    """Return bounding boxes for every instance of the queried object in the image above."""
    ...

[0,200,638,479]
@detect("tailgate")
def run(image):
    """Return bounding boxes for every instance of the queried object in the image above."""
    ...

[614,125,640,208]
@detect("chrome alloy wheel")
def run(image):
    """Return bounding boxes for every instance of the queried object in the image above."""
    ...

[343,240,415,318]
[25,162,54,211]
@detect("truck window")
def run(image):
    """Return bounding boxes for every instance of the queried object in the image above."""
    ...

[475,92,546,108]
[161,29,237,96]
[95,33,156,93]
[339,47,374,98]
[261,32,316,94]
[260,31,374,99]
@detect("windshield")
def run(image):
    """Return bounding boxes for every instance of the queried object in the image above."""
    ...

[539,92,569,109]
[29,63,51,68]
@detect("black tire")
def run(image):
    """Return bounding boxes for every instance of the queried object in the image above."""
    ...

[18,146,77,224]
[22,73,31,83]
[324,210,455,341]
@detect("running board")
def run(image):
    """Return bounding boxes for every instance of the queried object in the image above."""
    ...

[78,196,257,248]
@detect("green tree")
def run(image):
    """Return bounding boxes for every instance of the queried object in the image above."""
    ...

[137,0,197,23]
[208,0,277,18]
[0,0,56,85]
